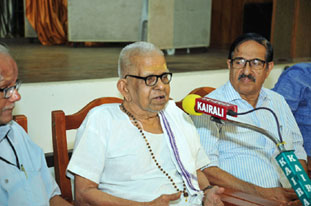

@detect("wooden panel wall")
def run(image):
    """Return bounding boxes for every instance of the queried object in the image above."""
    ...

[294,0,311,59]
[210,0,272,49]
[211,0,311,60]
[210,0,243,48]
[271,0,311,60]
[270,0,294,60]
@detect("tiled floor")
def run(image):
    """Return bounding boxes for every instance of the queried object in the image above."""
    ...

[3,38,228,83]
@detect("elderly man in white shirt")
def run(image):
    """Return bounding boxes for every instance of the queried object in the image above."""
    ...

[67,41,224,206]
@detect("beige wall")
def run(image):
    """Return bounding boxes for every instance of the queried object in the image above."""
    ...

[14,66,286,153]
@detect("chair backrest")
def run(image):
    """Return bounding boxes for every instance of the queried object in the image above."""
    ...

[13,114,28,132]
[175,86,215,111]
[52,97,123,202]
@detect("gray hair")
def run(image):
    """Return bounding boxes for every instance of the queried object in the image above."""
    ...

[117,41,164,78]
[0,43,10,55]
[0,44,11,81]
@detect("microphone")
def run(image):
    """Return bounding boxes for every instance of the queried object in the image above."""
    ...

[182,94,311,204]
[182,94,238,120]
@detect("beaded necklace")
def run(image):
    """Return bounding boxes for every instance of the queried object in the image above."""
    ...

[120,104,189,199]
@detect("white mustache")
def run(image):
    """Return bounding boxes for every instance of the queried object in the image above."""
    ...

[3,104,15,111]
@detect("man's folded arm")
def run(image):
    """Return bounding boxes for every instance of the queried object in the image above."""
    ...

[75,175,145,206]
[203,166,298,203]
[299,159,307,173]
[74,175,181,206]
[203,166,258,194]
[50,195,72,206]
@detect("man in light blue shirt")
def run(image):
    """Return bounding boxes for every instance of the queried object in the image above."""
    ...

[192,33,307,205]
[272,63,311,178]
[0,44,71,206]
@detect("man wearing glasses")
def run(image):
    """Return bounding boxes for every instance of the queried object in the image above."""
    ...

[192,33,307,205]
[67,41,224,206]
[0,45,71,206]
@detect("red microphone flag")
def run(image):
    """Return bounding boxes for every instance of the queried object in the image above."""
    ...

[195,97,238,120]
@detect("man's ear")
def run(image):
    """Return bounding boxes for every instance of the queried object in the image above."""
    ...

[226,59,231,70]
[265,61,274,78]
[117,79,131,102]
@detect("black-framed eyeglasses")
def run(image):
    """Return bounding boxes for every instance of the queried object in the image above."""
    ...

[124,72,172,86]
[231,57,266,70]
[0,79,22,99]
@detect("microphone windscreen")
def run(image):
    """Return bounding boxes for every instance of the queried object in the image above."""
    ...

[182,94,203,116]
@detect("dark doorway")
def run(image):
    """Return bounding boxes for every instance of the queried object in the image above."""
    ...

[0,0,24,38]
[243,2,273,40]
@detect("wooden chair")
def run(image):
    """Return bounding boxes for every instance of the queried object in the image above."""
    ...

[13,114,28,132]
[51,97,123,202]
[175,86,215,111]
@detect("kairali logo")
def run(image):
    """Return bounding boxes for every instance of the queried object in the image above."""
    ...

[196,101,225,117]
[195,97,234,118]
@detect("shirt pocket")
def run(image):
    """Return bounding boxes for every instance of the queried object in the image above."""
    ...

[0,169,49,206]
[1,173,27,206]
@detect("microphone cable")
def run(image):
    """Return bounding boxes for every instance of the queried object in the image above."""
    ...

[227,107,283,143]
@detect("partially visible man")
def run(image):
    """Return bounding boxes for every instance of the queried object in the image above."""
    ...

[0,44,71,206]
[272,63,311,178]
[67,41,224,206]
[191,33,307,205]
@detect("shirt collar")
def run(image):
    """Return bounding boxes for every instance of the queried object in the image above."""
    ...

[257,87,270,106]
[0,122,12,142]
[224,81,270,107]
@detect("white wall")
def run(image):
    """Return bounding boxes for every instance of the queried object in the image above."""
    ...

[13,65,286,153]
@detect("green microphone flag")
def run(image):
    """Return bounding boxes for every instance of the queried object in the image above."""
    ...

[276,150,311,206]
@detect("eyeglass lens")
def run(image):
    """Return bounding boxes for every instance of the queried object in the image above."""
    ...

[232,58,265,70]
[146,73,172,86]
[4,81,21,98]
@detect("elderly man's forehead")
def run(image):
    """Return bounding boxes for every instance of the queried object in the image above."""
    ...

[131,52,165,64]
[0,53,18,78]
[135,57,167,68]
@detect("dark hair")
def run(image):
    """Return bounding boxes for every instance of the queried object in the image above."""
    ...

[228,33,273,62]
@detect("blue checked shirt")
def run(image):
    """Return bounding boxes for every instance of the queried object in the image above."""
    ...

[192,81,307,188]
[272,63,311,157]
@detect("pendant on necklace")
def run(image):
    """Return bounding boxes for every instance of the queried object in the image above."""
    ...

[184,192,188,202]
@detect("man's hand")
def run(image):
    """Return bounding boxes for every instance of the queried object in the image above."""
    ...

[257,187,300,205]
[203,186,224,206]
[287,199,302,206]
[282,188,302,206]
[147,192,181,206]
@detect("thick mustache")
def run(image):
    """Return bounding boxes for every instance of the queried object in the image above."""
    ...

[238,74,256,82]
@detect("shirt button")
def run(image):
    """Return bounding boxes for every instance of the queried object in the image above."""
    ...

[5,179,9,184]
